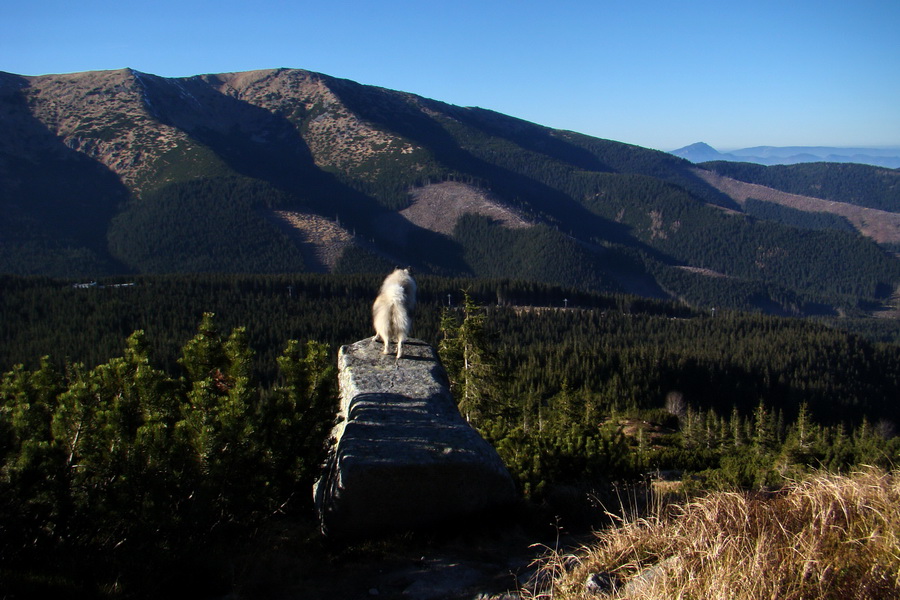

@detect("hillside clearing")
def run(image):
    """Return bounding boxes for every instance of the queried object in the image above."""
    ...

[696,168,900,245]
[402,181,532,235]
[272,210,355,271]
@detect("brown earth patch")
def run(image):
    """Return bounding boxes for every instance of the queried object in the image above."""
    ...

[272,210,354,272]
[401,181,531,236]
[675,266,729,278]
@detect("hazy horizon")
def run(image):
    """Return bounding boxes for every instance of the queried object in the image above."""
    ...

[678,142,900,153]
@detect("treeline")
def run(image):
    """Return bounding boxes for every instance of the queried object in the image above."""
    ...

[0,273,376,380]
[0,273,662,379]
[701,161,900,212]
[437,295,900,508]
[485,307,900,426]
[3,273,899,461]
[4,273,899,411]
[7,272,897,443]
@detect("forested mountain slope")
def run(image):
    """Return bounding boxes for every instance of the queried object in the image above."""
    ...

[700,161,900,212]
[2,68,900,315]
[694,167,900,247]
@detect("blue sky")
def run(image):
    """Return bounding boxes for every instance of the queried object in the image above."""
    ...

[4,0,899,151]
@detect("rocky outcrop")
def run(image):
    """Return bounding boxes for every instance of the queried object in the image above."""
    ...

[313,338,516,536]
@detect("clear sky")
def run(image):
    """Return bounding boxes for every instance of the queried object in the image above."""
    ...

[4,0,899,151]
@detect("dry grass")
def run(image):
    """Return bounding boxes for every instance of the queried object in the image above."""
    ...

[528,468,900,599]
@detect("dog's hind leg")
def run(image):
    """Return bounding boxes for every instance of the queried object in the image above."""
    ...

[372,333,390,354]
[395,333,406,359]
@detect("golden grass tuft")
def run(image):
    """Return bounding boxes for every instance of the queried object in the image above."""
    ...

[529,468,900,599]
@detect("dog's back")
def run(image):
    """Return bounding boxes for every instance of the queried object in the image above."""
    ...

[372,268,416,358]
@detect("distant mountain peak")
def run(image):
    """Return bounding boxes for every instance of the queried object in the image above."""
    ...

[670,143,900,169]
[670,142,724,163]
[681,142,716,151]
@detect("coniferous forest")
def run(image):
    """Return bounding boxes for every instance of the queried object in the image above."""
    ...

[2,273,900,596]
[6,69,900,321]
[4,68,900,598]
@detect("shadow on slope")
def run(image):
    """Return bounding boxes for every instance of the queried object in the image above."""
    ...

[0,73,133,277]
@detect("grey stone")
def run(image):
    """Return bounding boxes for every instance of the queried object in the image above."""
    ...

[314,338,516,536]
[621,556,676,596]
[584,571,617,595]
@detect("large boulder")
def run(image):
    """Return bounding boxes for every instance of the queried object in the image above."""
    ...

[313,338,516,536]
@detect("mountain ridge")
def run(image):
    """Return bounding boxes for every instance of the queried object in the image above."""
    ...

[3,67,900,316]
[670,141,900,168]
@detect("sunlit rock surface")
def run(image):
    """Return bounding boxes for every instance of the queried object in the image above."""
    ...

[314,338,516,536]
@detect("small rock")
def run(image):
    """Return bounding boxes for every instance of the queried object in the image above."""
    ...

[585,571,617,595]
[622,556,676,596]
[517,565,552,592]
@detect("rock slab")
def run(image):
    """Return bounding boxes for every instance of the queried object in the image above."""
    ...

[314,338,516,536]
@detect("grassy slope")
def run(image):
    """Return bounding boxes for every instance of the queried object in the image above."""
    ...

[533,468,900,599]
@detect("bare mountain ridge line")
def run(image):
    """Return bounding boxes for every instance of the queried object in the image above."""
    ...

[2,67,540,277]
[0,68,184,187]
[695,168,900,245]
[4,67,900,316]
[5,67,423,191]
[130,68,385,177]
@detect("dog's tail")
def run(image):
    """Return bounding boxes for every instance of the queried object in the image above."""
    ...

[387,285,411,338]
[391,300,411,339]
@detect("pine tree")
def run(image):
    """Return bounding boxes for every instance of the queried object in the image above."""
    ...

[795,401,813,451]
[730,405,745,447]
[265,339,338,503]
[175,314,263,526]
[753,401,776,454]
[438,290,507,427]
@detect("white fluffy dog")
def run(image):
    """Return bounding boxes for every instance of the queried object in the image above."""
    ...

[372,267,417,359]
